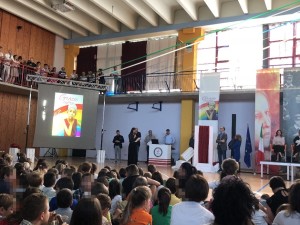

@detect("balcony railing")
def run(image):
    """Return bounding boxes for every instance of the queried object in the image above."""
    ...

[1,64,279,94]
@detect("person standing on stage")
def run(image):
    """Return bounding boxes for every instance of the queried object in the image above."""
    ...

[136,128,141,161]
[164,129,176,165]
[144,130,156,163]
[216,126,227,172]
[128,128,141,165]
[112,130,124,163]
[164,129,176,147]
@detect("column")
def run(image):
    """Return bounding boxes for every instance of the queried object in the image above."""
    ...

[64,45,80,77]
[177,28,204,92]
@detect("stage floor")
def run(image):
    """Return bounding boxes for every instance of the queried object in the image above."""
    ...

[38,156,297,197]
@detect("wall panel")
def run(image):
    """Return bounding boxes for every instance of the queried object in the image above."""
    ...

[0,91,37,152]
[0,9,55,66]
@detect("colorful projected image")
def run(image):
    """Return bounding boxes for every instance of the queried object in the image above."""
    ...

[199,100,219,120]
[52,93,83,137]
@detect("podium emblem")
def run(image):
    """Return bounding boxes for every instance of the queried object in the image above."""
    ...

[154,147,163,157]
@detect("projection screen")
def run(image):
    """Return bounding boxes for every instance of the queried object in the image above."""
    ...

[33,83,99,149]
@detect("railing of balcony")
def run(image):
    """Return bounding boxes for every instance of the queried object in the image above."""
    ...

[1,65,285,94]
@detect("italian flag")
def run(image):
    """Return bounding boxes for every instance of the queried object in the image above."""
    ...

[256,124,265,164]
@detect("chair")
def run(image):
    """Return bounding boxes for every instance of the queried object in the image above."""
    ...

[291,144,300,162]
[270,144,286,162]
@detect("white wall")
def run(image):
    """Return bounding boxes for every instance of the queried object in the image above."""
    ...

[53,35,65,70]
[95,103,181,161]
[82,99,255,170]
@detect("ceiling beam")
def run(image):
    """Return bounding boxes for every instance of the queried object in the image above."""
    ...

[1,0,70,38]
[67,0,120,32]
[33,0,101,35]
[143,0,174,24]
[15,0,88,36]
[90,0,137,30]
[264,0,272,10]
[203,0,220,18]
[123,0,158,26]
[238,0,248,14]
[176,0,198,21]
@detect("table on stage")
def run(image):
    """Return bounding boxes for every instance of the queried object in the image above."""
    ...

[260,161,300,182]
[148,144,171,166]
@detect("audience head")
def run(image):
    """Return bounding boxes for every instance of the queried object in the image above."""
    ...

[57,189,73,209]
[91,182,109,196]
[0,193,13,217]
[109,179,120,199]
[70,198,102,225]
[55,163,66,174]
[47,168,59,178]
[185,174,208,202]
[62,168,74,178]
[221,158,239,176]
[126,164,139,177]
[96,194,111,217]
[138,167,144,176]
[72,172,82,190]
[90,163,97,175]
[287,181,300,214]
[96,176,109,187]
[157,187,171,216]
[132,176,148,188]
[97,168,109,178]
[147,164,157,174]
[120,186,152,225]
[81,162,92,174]
[152,171,164,185]
[119,168,126,178]
[144,172,152,179]
[0,166,13,180]
[27,171,43,188]
[81,173,93,192]
[166,177,177,194]
[269,176,286,191]
[55,177,74,191]
[22,194,49,224]
[179,162,196,179]
[23,187,42,200]
[33,159,48,172]
[43,172,56,188]
[276,203,289,215]
[3,154,13,166]
[211,176,255,225]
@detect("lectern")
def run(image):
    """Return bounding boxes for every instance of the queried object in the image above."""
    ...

[148,144,171,166]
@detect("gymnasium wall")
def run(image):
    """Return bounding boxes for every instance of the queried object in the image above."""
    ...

[0,10,55,66]
[0,91,37,151]
[95,100,255,169]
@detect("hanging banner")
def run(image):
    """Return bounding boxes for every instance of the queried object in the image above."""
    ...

[255,69,280,172]
[197,73,220,168]
[282,68,300,158]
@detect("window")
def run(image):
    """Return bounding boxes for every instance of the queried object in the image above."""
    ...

[268,22,300,68]
[197,26,263,90]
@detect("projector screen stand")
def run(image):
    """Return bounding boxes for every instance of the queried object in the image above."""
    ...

[44,148,58,157]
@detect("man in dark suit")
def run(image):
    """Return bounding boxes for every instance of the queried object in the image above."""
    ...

[216,126,227,171]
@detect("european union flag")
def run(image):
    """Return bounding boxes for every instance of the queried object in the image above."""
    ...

[244,125,252,168]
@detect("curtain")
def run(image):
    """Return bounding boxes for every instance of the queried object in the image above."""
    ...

[97,44,122,74]
[146,37,176,90]
[198,126,209,163]
[122,41,147,92]
[77,47,97,75]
